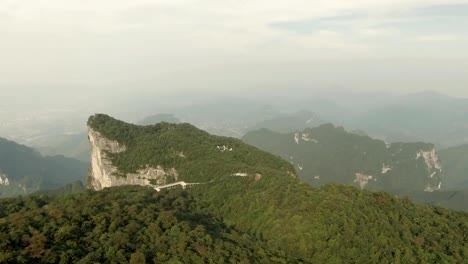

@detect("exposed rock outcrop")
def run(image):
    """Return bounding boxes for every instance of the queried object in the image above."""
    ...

[87,128,178,190]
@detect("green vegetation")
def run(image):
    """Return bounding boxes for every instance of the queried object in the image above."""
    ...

[1,183,467,263]
[242,124,441,192]
[0,186,292,263]
[439,144,468,189]
[0,138,88,198]
[77,114,468,262]
[88,114,296,182]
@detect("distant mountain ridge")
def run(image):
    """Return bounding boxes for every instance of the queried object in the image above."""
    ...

[0,137,88,197]
[243,124,443,192]
[247,110,324,133]
[137,113,180,125]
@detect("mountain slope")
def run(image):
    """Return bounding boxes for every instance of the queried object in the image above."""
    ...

[0,138,88,197]
[439,144,468,190]
[87,114,295,190]
[242,124,442,192]
[80,114,468,262]
[0,186,293,263]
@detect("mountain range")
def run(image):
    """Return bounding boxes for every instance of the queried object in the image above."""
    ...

[0,137,88,197]
[243,124,442,192]
[1,114,467,263]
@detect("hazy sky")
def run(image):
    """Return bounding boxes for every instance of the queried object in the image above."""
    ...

[1,0,468,100]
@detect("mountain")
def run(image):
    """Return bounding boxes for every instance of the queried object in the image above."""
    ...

[78,114,468,262]
[87,114,296,190]
[439,144,468,190]
[392,189,468,212]
[138,113,180,125]
[170,98,280,137]
[27,133,90,162]
[0,137,88,197]
[242,124,442,192]
[247,110,324,133]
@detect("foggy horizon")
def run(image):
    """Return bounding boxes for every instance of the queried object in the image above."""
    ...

[1,0,468,108]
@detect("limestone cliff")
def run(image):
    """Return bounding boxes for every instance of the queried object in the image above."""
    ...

[87,128,178,190]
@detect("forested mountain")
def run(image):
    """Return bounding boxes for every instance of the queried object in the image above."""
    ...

[138,114,180,126]
[62,114,468,262]
[439,144,468,190]
[242,124,442,192]
[247,110,324,133]
[87,114,295,188]
[0,138,88,198]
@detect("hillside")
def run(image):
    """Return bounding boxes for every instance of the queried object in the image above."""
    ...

[439,144,468,190]
[0,186,293,263]
[79,114,468,262]
[87,114,295,190]
[242,124,442,192]
[0,138,88,198]
[1,184,467,263]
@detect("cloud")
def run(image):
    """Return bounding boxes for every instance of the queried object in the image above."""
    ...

[1,0,468,89]
[416,34,461,41]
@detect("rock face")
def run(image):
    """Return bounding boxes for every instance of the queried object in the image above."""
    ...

[0,173,10,186]
[87,128,178,190]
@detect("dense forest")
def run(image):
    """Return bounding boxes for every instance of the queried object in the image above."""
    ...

[1,183,467,263]
[0,186,293,263]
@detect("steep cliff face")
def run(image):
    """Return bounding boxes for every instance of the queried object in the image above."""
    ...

[87,128,178,190]
[86,114,296,189]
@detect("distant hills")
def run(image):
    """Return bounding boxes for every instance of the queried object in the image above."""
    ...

[0,137,88,198]
[243,124,442,193]
[27,133,90,162]
[279,91,468,148]
[138,113,180,125]
[247,110,324,133]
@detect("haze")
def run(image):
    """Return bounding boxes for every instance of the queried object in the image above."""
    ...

[1,0,468,106]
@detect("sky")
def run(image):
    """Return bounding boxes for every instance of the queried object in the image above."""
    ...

[1,0,468,103]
